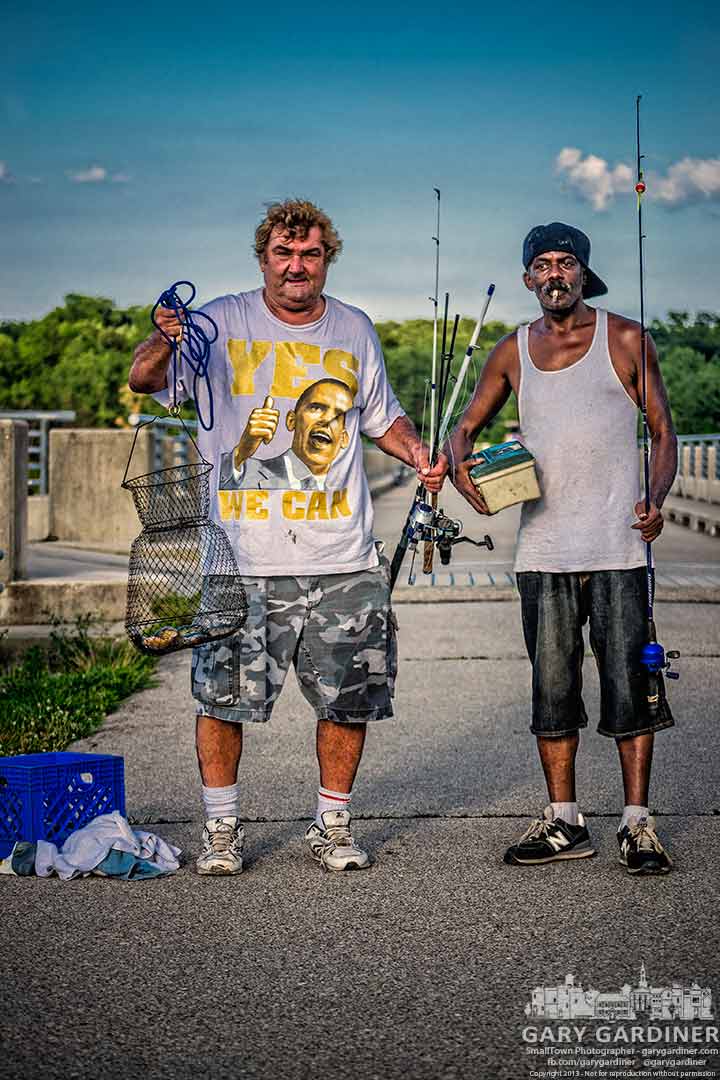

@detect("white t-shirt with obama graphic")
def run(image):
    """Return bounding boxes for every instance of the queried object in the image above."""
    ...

[155,288,404,576]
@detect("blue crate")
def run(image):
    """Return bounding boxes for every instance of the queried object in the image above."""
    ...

[0,752,125,858]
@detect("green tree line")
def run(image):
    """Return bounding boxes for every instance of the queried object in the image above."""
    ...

[0,296,718,439]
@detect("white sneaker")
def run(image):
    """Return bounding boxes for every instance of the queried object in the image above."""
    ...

[196,816,244,875]
[304,810,370,872]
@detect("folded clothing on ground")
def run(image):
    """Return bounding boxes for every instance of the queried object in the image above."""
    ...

[0,811,182,880]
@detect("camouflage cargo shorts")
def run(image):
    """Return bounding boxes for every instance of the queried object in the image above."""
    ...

[192,554,398,725]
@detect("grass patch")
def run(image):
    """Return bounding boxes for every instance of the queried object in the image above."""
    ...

[0,619,157,755]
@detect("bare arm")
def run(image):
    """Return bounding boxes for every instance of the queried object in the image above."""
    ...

[444,334,515,514]
[128,308,183,394]
[632,333,678,542]
[371,414,447,493]
[645,334,678,508]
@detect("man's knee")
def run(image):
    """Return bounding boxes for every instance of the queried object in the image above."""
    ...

[196,713,243,754]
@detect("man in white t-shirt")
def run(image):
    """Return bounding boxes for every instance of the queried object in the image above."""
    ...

[129,198,447,876]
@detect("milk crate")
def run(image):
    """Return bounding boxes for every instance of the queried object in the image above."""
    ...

[0,752,125,858]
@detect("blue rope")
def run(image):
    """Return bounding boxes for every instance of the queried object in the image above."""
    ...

[151,280,218,431]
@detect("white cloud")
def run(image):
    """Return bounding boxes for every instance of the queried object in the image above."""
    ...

[66,164,131,184]
[556,147,720,211]
[67,164,108,183]
[555,147,633,211]
[0,161,15,184]
[653,157,720,206]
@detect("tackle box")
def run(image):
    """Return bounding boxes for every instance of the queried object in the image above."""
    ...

[468,440,541,514]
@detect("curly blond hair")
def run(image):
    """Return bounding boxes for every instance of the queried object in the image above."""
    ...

[254,199,343,264]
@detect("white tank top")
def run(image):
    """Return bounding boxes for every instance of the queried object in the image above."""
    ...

[514,308,646,573]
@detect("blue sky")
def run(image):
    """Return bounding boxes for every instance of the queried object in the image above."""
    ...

[2,0,718,326]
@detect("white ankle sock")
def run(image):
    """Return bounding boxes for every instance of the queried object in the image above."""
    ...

[316,786,351,826]
[202,783,239,821]
[551,801,579,825]
[619,804,649,831]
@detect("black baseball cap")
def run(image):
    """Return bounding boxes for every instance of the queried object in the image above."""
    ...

[522,222,608,299]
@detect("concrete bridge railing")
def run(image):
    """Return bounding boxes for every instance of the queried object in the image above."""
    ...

[670,434,720,504]
[2,424,716,572]
[0,419,28,589]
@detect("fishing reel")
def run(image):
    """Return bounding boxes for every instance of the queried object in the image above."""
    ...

[434,511,494,565]
[641,640,680,680]
[403,498,493,571]
[640,634,679,722]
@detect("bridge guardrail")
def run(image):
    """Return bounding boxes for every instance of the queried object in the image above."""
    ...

[0,410,76,494]
[5,413,717,504]
[671,434,720,503]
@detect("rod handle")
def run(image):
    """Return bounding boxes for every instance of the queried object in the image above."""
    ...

[422,492,438,574]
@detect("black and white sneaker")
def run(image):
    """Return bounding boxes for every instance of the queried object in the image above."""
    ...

[504,806,596,866]
[618,816,672,875]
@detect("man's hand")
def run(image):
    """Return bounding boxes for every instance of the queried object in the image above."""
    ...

[233,395,280,468]
[154,306,185,341]
[411,446,449,493]
[450,458,491,515]
[632,500,664,543]
[128,308,183,393]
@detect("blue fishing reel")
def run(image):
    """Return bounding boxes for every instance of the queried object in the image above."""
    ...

[641,640,680,680]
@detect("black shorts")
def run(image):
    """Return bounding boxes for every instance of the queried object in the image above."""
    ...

[516,568,675,740]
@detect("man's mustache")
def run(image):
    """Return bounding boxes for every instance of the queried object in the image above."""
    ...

[544,280,571,294]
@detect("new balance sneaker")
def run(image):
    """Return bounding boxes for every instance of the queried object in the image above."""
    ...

[618,816,672,875]
[196,816,245,875]
[304,810,371,872]
[504,807,596,866]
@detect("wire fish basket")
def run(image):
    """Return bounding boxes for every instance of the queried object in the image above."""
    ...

[122,417,247,656]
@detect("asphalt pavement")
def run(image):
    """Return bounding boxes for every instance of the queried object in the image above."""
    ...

[3,484,720,1080]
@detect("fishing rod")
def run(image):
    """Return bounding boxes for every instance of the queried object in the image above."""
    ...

[428,188,441,456]
[438,283,495,448]
[419,190,442,577]
[421,194,444,576]
[390,192,447,589]
[388,228,495,590]
[635,95,679,688]
[422,292,460,573]
[389,293,494,588]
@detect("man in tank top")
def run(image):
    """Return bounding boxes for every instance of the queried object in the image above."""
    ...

[446,223,678,875]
